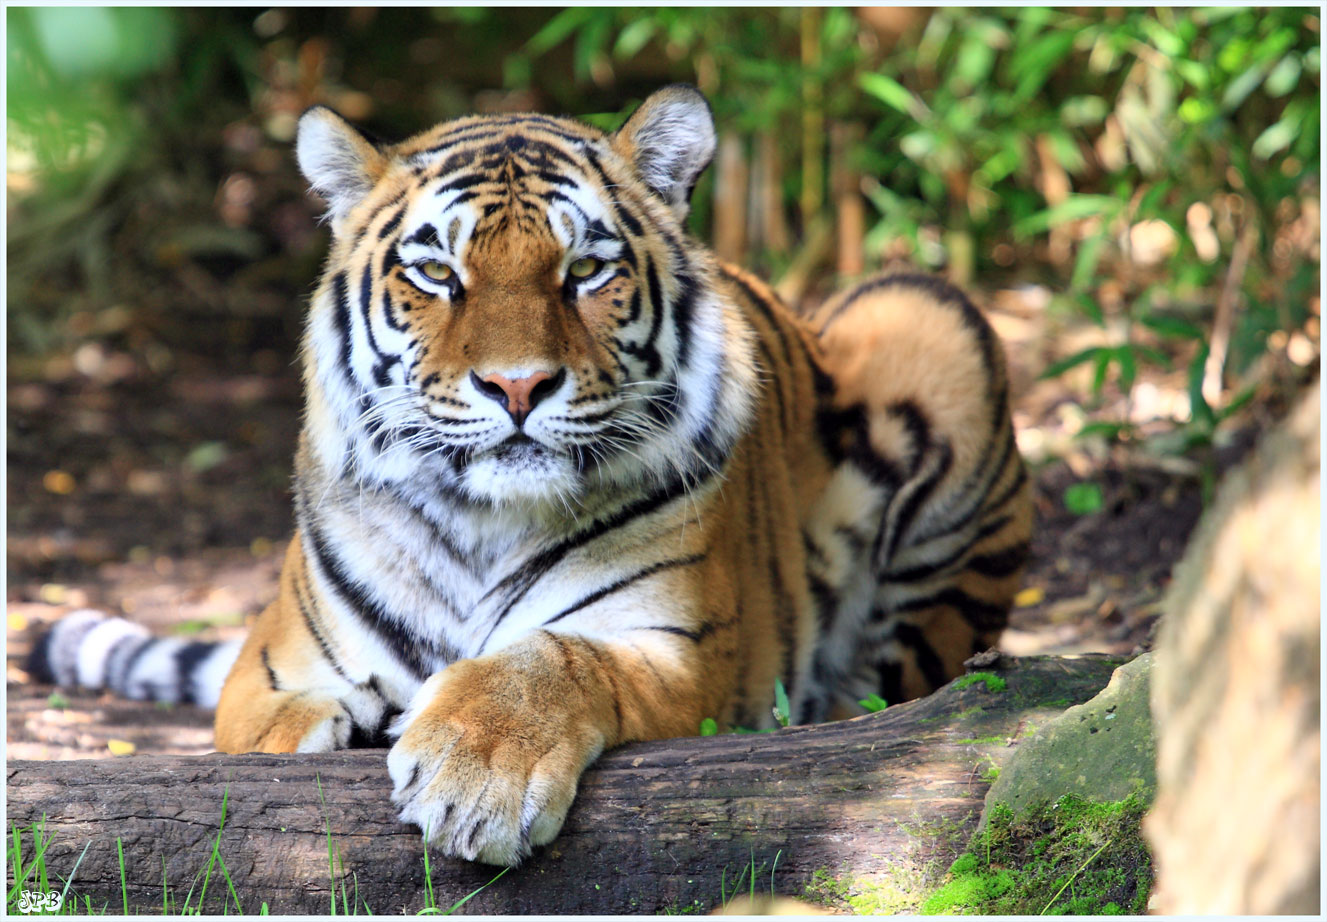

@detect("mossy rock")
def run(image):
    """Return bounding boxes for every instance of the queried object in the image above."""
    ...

[915,654,1159,914]
[981,652,1156,824]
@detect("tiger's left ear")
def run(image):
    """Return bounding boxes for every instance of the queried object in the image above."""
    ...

[611,85,716,221]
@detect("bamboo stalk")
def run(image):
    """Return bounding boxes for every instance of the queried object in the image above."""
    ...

[831,122,866,278]
[1202,221,1255,409]
[713,132,749,263]
[800,8,824,231]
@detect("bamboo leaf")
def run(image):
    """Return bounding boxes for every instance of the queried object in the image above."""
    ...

[1013,195,1122,239]
[1039,346,1105,380]
[858,72,929,122]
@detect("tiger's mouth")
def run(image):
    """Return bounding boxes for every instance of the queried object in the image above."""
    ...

[491,433,545,463]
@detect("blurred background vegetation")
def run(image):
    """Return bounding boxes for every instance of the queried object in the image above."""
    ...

[6,6,1321,561]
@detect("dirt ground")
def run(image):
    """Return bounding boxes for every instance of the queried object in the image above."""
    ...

[8,293,1285,763]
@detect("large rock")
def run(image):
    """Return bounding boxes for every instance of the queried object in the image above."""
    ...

[980,652,1156,824]
[1146,382,1320,915]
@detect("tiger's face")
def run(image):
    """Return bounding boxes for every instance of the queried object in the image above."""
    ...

[297,87,754,510]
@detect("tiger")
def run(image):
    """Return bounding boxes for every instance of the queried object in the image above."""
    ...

[28,85,1030,865]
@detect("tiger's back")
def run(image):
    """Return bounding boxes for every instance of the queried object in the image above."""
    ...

[31,85,1029,865]
[710,266,1029,726]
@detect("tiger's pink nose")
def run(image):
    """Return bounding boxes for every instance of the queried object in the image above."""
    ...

[470,368,564,427]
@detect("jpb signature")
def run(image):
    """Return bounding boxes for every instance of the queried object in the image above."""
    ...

[16,890,64,914]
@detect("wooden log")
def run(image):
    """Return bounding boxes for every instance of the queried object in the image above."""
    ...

[6,655,1125,915]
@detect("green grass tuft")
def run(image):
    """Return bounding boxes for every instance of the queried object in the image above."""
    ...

[7,790,509,916]
[952,672,1008,693]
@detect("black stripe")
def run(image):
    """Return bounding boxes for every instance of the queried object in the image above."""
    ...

[403,223,439,247]
[306,525,433,680]
[118,636,158,696]
[102,631,145,691]
[376,203,406,240]
[894,622,950,690]
[808,571,839,633]
[874,657,905,706]
[26,628,56,684]
[885,443,954,564]
[722,265,833,399]
[260,645,281,691]
[913,426,1021,547]
[330,273,362,406]
[965,542,1031,579]
[477,467,718,651]
[888,513,1015,582]
[175,642,216,704]
[434,172,490,196]
[639,623,700,639]
[636,255,666,376]
[542,553,707,627]
[580,146,645,237]
[360,265,401,387]
[293,578,351,681]
[819,273,998,385]
[893,587,1011,634]
[671,274,699,369]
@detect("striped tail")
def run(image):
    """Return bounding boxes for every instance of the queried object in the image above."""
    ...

[27,610,242,709]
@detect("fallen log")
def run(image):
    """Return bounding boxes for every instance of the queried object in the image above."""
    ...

[7,654,1125,915]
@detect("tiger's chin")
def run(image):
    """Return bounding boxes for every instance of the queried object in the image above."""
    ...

[462,437,583,509]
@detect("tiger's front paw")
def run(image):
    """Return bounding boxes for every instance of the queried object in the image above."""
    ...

[386,665,606,865]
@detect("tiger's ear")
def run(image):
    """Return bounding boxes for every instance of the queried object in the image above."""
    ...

[296,106,388,231]
[611,85,716,220]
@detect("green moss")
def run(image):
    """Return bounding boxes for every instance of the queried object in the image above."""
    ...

[954,735,1005,745]
[953,672,1008,693]
[915,794,1153,915]
[801,868,927,916]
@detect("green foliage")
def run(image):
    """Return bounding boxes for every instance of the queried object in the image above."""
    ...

[772,677,791,727]
[1062,483,1105,516]
[8,7,1316,465]
[510,7,1318,453]
[858,693,889,713]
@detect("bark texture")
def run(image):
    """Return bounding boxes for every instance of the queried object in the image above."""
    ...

[7,654,1124,915]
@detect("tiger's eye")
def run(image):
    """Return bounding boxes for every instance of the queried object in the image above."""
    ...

[568,257,603,279]
[420,261,454,282]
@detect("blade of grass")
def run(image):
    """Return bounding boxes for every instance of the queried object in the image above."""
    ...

[1040,837,1111,914]
[215,847,245,915]
[8,817,55,902]
[444,866,509,914]
[117,837,128,915]
[421,824,437,913]
[56,838,93,911]
[316,775,339,916]
[191,785,230,914]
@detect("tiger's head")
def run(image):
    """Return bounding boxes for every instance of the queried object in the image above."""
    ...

[295,86,756,511]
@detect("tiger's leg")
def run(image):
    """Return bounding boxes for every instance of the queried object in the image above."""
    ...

[387,577,724,866]
[811,274,1031,714]
[214,540,401,753]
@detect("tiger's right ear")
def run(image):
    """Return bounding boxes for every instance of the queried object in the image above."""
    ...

[296,106,388,231]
